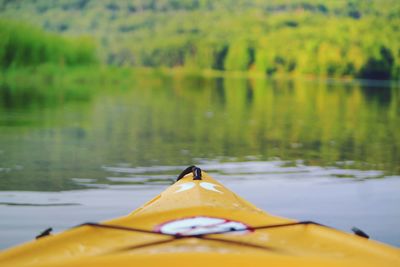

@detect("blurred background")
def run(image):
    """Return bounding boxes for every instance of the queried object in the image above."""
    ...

[0,0,399,249]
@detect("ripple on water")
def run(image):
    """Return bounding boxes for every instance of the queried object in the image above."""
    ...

[94,160,391,189]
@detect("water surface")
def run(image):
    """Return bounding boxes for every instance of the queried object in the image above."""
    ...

[0,74,399,248]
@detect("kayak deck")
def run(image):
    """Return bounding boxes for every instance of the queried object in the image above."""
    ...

[1,169,399,266]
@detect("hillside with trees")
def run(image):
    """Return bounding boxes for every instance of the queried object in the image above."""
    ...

[1,0,399,79]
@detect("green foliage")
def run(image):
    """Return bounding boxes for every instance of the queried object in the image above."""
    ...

[1,0,399,79]
[224,41,251,71]
[0,20,97,69]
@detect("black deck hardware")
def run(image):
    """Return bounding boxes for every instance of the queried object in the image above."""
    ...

[192,167,202,180]
[35,227,53,239]
[351,227,369,239]
[176,166,202,181]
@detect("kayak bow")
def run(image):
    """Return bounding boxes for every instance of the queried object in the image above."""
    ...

[1,167,399,267]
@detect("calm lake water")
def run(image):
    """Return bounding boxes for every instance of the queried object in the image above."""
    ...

[0,74,399,249]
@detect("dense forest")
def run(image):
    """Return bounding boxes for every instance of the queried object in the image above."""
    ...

[1,0,399,79]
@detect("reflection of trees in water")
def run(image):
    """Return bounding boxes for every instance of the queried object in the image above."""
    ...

[0,75,399,191]
[361,86,392,106]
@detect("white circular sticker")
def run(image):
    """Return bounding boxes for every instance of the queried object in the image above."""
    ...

[156,216,250,236]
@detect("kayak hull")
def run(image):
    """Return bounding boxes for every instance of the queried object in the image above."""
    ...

[1,171,399,266]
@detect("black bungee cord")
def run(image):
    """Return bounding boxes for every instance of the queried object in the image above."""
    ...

[72,220,323,254]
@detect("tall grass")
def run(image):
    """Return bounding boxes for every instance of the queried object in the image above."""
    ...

[0,19,97,69]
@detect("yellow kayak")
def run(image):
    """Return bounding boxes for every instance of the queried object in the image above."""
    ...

[1,166,399,267]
